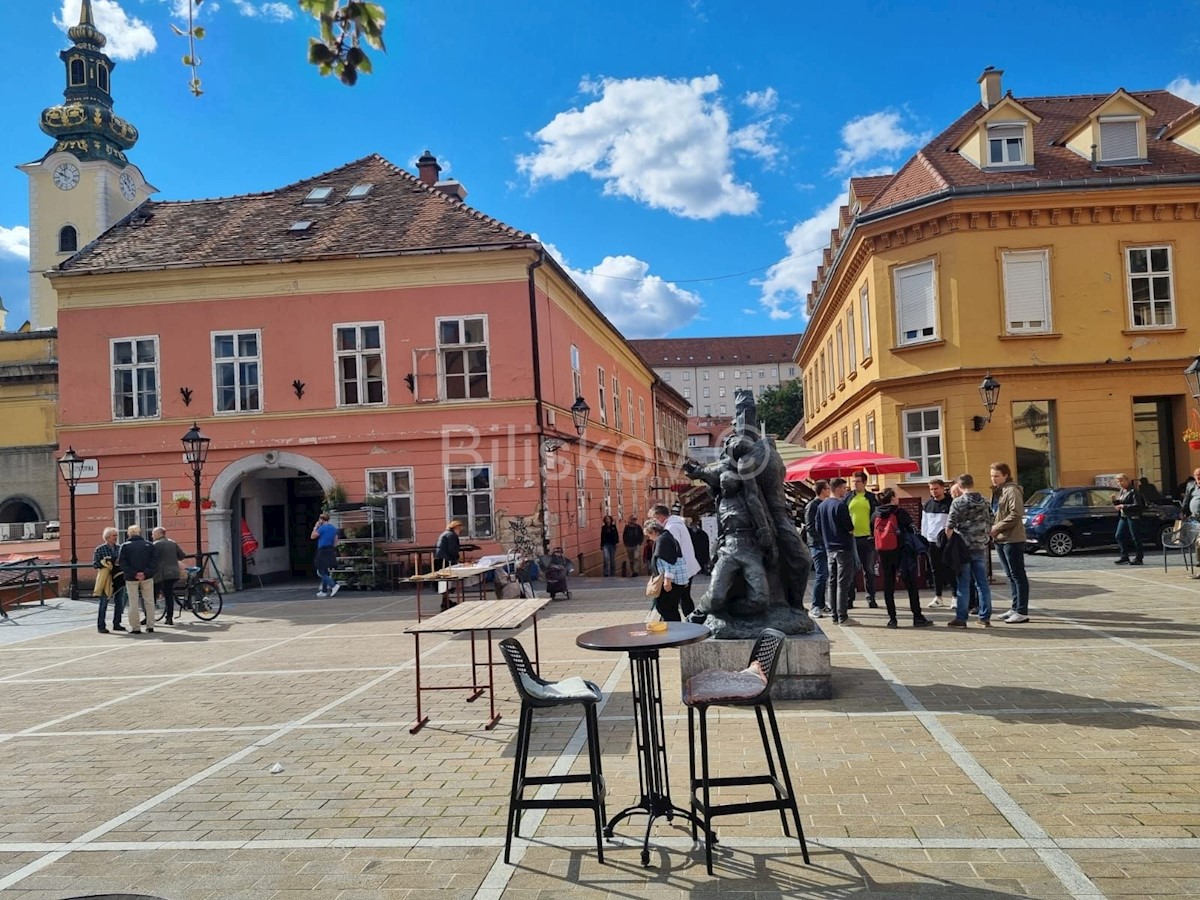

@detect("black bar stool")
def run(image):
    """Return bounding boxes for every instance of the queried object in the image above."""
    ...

[499,637,607,864]
[682,627,809,875]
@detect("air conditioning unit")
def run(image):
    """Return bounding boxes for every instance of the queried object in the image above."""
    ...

[0,524,18,541]
[263,450,280,467]
[23,522,41,540]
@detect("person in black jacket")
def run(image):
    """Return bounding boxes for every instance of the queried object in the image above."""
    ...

[921,479,953,608]
[688,520,711,575]
[434,520,463,610]
[871,489,934,629]
[1112,474,1146,565]
[804,481,830,617]
[622,515,644,576]
[117,525,157,634]
[599,515,619,576]
[645,521,684,621]
[816,478,855,624]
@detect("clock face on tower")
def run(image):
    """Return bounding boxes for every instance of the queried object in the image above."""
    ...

[119,172,136,201]
[53,162,80,191]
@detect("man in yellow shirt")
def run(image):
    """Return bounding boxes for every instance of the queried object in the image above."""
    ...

[846,472,879,608]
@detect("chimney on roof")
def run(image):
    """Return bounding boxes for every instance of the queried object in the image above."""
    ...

[416,150,441,186]
[978,67,1003,109]
[434,179,468,202]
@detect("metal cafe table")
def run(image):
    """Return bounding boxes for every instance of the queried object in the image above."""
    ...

[405,595,550,734]
[400,561,508,621]
[576,621,712,866]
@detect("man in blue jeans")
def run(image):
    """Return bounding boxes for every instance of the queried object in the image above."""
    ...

[944,473,992,627]
[989,462,1030,622]
[311,512,340,598]
[804,480,830,616]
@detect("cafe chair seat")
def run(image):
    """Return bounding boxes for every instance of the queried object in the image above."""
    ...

[683,627,809,875]
[499,637,607,865]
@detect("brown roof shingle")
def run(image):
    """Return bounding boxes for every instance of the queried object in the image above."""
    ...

[629,334,802,366]
[58,154,533,274]
[866,89,1200,213]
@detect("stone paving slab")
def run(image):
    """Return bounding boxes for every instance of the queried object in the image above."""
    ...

[0,567,1198,897]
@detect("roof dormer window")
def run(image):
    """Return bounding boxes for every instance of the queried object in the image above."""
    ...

[1099,116,1140,162]
[987,123,1026,166]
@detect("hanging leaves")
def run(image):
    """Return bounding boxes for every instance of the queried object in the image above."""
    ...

[174,1,388,95]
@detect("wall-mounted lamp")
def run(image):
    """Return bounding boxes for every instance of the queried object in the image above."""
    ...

[972,373,1002,432]
[570,395,591,436]
[179,387,193,406]
[292,379,306,400]
[1183,356,1200,403]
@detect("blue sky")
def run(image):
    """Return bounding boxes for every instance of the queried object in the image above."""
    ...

[1,0,1198,337]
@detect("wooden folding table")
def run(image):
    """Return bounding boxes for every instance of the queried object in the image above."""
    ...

[405,595,551,734]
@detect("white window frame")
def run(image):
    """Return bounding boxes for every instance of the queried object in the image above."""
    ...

[612,375,621,430]
[626,388,634,436]
[638,397,646,439]
[334,322,386,407]
[602,471,612,516]
[663,371,671,382]
[702,370,710,381]
[576,465,587,527]
[902,406,944,480]
[446,465,493,538]
[436,315,490,401]
[597,367,608,425]
[859,284,872,359]
[1099,116,1141,162]
[683,371,691,381]
[114,479,160,534]
[718,370,725,380]
[366,468,416,542]
[211,329,263,414]
[110,335,161,421]
[1126,245,1175,328]
[894,259,938,346]
[1002,249,1053,333]
[853,420,862,449]
[702,386,711,398]
[718,386,726,398]
[866,414,877,452]
[570,344,582,399]
[847,309,857,373]
[719,403,727,415]
[986,122,1026,166]
[835,325,846,385]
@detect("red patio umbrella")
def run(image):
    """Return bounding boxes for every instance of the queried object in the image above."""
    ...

[784,449,920,482]
[240,519,260,558]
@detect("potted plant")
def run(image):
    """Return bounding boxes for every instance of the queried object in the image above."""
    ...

[175,497,192,510]
[323,483,348,511]
[199,497,215,510]
[1184,425,1200,451]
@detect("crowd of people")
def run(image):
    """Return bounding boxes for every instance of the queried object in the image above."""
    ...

[91,524,189,634]
[805,463,1033,628]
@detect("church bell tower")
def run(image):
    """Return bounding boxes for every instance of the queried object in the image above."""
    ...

[19,0,154,328]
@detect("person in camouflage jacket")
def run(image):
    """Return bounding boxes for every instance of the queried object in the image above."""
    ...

[944,474,993,626]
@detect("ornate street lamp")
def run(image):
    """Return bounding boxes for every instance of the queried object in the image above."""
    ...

[1183,356,1200,402]
[972,374,1002,432]
[181,422,210,567]
[57,446,87,602]
[570,396,591,436]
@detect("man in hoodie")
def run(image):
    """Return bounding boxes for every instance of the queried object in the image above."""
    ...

[649,503,701,617]
[921,479,952,608]
[816,478,856,625]
[944,474,992,628]
[990,462,1030,623]
[804,481,830,617]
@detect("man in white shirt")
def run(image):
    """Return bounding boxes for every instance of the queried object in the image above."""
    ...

[649,503,701,616]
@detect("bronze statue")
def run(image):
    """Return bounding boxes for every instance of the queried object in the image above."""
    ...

[683,390,814,639]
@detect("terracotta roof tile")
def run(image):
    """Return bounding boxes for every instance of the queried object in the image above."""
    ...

[59,154,533,274]
[866,89,1200,213]
[629,334,802,366]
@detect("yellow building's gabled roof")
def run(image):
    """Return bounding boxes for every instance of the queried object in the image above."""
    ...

[1055,88,1157,145]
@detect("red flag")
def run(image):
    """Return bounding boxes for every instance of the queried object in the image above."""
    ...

[240,519,259,558]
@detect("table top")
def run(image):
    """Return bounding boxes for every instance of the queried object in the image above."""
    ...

[576,621,711,653]
[405,595,551,634]
[400,561,507,583]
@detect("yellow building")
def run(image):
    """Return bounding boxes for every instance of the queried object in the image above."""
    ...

[798,69,1200,499]
[0,324,59,530]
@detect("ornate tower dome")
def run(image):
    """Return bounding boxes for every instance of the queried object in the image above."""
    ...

[39,0,138,166]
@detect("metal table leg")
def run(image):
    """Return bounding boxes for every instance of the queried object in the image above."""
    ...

[408,632,429,734]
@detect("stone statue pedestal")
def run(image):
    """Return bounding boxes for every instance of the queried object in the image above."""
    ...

[678,623,832,700]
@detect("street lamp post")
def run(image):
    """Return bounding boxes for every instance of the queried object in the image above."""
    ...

[181,423,211,567]
[57,447,87,602]
[538,397,591,553]
[972,374,1002,432]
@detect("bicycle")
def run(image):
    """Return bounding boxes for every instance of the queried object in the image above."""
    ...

[154,553,223,622]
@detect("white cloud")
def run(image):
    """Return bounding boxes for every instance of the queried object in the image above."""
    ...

[741,87,778,115]
[0,226,31,260]
[1167,76,1200,104]
[518,75,774,220]
[232,0,295,20]
[756,195,845,321]
[834,110,923,173]
[544,243,703,338]
[55,0,157,60]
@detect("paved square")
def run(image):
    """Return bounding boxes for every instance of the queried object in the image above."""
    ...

[0,558,1197,898]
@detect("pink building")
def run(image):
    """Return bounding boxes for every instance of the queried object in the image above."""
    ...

[52,154,681,588]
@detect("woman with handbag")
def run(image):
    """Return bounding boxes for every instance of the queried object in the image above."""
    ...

[645,521,687,621]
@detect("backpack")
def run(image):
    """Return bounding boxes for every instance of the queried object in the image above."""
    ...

[873,511,900,551]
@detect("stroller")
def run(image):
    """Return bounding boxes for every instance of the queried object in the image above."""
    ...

[540,548,574,601]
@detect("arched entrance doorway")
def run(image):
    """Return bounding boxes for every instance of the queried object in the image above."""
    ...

[0,496,42,525]
[206,451,336,590]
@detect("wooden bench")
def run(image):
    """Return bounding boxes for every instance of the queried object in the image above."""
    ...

[405,595,551,733]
